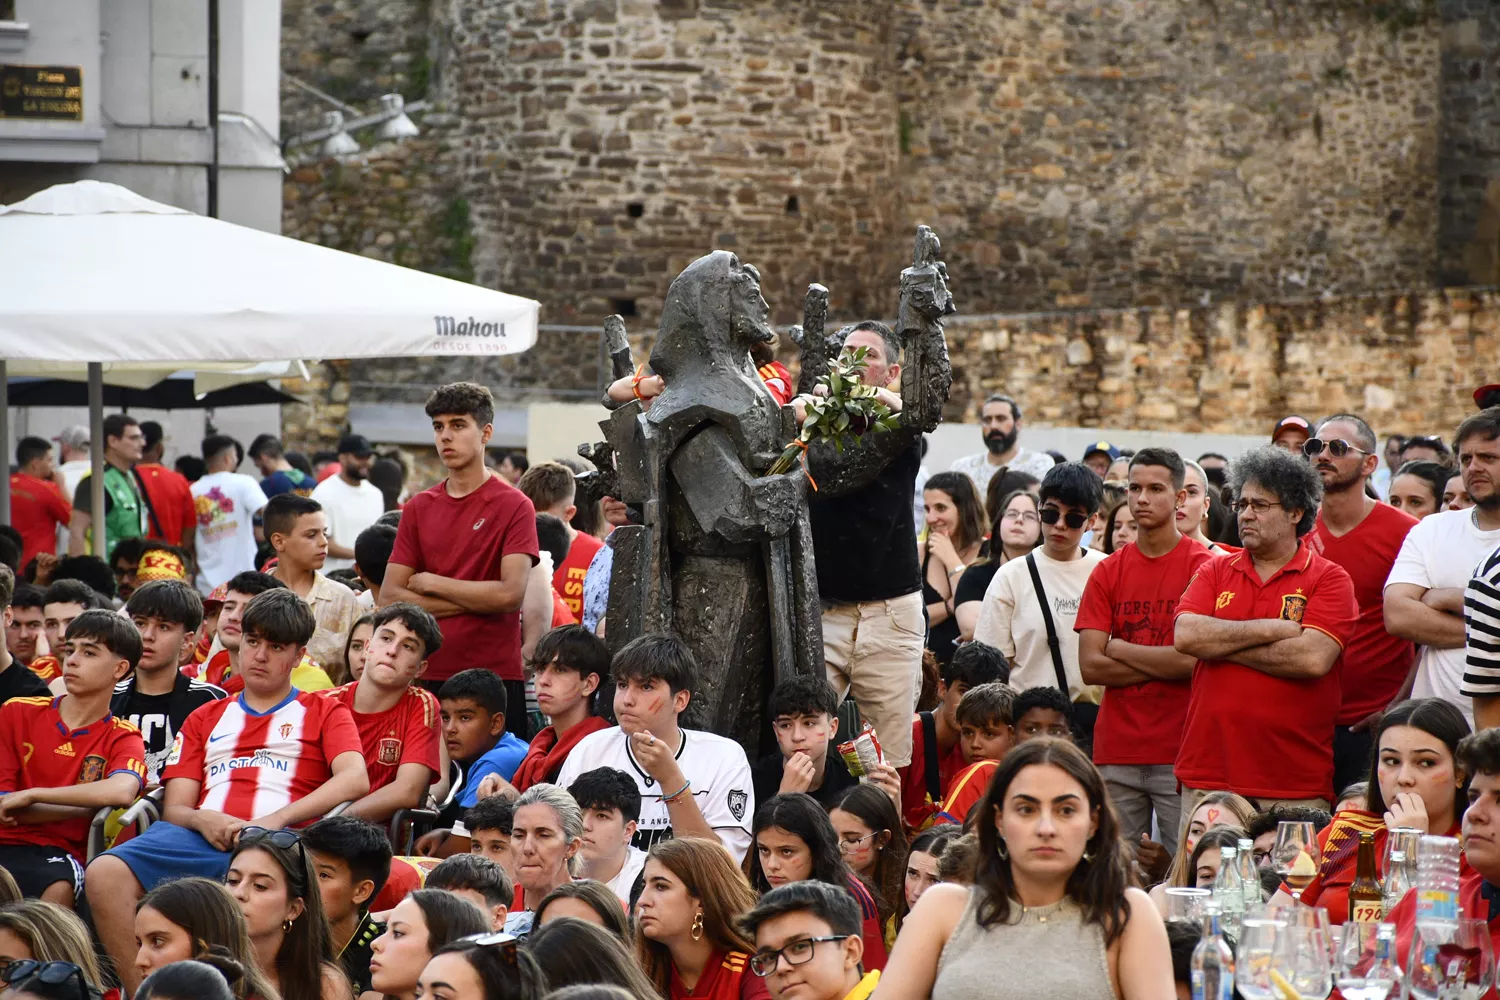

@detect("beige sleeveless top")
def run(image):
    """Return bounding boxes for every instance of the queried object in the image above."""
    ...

[932,887,1116,999]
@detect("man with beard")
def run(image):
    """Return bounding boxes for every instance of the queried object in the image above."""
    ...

[1452,410,1500,730]
[948,394,1054,496]
[1305,414,1418,794]
[313,434,385,573]
[1389,408,1500,728]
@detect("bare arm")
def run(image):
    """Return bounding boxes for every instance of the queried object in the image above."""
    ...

[406,553,534,615]
[0,772,141,819]
[1078,629,1153,686]
[521,564,553,663]
[955,600,983,641]
[345,762,432,823]
[1225,627,1343,680]
[1424,587,1467,614]
[67,511,90,556]
[1476,696,1500,733]
[1384,583,1466,649]
[1173,613,1300,660]
[379,562,466,618]
[1108,637,1198,681]
[255,751,370,829]
[870,883,967,999]
[162,778,245,851]
[327,541,356,561]
[1116,888,1176,1000]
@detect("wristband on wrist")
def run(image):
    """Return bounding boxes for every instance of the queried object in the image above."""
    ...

[663,780,692,804]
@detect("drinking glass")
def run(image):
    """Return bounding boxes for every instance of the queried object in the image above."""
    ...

[1279,920,1334,999]
[1335,920,1399,1000]
[1273,821,1319,902]
[1237,916,1290,1000]
[1165,886,1211,920]
[1406,918,1495,1000]
[1383,827,1423,878]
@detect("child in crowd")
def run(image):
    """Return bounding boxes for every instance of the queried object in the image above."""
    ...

[0,610,147,904]
[516,462,605,621]
[743,881,881,1000]
[353,522,398,610]
[320,603,444,823]
[0,566,51,703]
[752,674,855,811]
[188,572,334,694]
[5,583,45,669]
[38,579,99,692]
[567,766,647,905]
[901,641,1008,830]
[85,588,368,996]
[1013,686,1077,743]
[425,852,513,931]
[422,670,529,851]
[113,580,225,786]
[556,633,755,862]
[512,625,610,792]
[263,493,362,681]
[934,683,1016,827]
[301,815,394,995]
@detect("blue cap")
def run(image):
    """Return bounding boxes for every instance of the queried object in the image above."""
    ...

[1082,440,1121,461]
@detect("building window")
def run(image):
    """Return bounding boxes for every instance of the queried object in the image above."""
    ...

[0,2,14,21]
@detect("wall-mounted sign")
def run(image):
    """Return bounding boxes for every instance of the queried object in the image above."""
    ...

[0,65,83,121]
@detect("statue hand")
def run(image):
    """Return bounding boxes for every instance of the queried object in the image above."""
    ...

[752,470,806,536]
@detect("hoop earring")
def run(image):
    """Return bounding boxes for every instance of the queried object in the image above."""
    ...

[691,911,704,942]
[996,839,1009,860]
[283,920,294,933]
[1082,849,1095,863]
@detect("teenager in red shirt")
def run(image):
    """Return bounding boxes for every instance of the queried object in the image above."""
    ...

[900,642,1007,831]
[85,588,368,995]
[1174,447,1357,817]
[383,382,539,739]
[0,610,146,905]
[136,423,196,554]
[517,462,605,619]
[1304,414,1420,795]
[9,437,70,567]
[1078,448,1213,860]
[322,602,444,823]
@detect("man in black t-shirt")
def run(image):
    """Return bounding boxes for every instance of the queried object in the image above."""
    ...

[111,581,224,784]
[0,566,49,705]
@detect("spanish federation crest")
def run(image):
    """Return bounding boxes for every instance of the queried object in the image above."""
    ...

[77,755,106,784]
[1280,591,1308,624]
[377,738,402,766]
[727,789,748,822]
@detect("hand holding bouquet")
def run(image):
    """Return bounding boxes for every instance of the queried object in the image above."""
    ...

[767,346,900,478]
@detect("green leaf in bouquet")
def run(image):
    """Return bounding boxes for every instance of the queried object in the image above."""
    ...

[835,411,850,432]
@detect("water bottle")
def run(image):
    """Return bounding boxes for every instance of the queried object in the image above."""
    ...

[1236,838,1261,909]
[1212,845,1244,937]
[1414,834,1461,929]
[1382,849,1411,917]
[1334,922,1401,1000]
[1191,902,1235,1000]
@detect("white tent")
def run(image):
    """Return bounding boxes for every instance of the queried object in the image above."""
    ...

[0,180,541,557]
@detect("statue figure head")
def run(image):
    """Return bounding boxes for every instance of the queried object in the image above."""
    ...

[650,251,773,381]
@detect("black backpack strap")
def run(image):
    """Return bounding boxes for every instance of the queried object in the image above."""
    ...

[920,710,941,803]
[1026,553,1071,698]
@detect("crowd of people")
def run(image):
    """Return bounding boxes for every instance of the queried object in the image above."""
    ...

[1,353,1499,1000]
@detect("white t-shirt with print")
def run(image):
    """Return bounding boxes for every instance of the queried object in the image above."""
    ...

[311,475,386,572]
[1386,508,1500,724]
[555,726,754,863]
[190,471,269,594]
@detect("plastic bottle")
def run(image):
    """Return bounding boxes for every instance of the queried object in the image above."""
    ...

[1212,845,1244,937]
[1382,849,1411,917]
[1236,838,1260,910]
[1191,902,1235,1000]
[1414,833,1461,929]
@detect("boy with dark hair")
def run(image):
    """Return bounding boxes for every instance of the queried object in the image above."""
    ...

[302,815,394,994]
[427,852,513,931]
[114,580,225,785]
[517,462,604,620]
[264,493,361,680]
[320,602,444,822]
[975,462,1105,745]
[512,625,610,791]
[751,674,879,813]
[464,795,516,871]
[1013,686,1076,742]
[934,683,1015,827]
[384,381,539,740]
[441,669,530,806]
[568,766,646,904]
[37,579,100,691]
[742,880,879,1000]
[191,571,334,694]
[6,583,45,669]
[249,434,317,499]
[86,587,369,994]
[556,632,754,861]
[0,609,147,905]
[0,567,50,703]
[353,523,399,608]
[900,640,1008,830]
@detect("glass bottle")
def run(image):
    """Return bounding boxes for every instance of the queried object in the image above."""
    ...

[1212,845,1244,937]
[1382,849,1411,917]
[1191,902,1235,1000]
[1348,830,1384,924]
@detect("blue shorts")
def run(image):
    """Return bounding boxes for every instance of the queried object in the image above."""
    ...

[93,821,230,892]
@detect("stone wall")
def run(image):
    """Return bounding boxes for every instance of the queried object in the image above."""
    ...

[280,0,1500,322]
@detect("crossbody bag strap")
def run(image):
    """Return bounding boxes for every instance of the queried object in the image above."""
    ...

[1025,553,1071,698]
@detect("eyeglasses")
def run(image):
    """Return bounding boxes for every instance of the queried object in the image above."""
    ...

[749,936,852,977]
[0,961,98,1000]
[1001,509,1039,524]
[1301,438,1370,459]
[459,931,520,965]
[838,831,879,853]
[1039,507,1088,529]
[1230,499,1285,515]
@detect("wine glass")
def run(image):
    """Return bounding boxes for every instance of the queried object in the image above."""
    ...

[1279,919,1334,999]
[1273,820,1319,902]
[1406,918,1495,1000]
[1165,886,1211,920]
[1236,916,1290,1000]
[1336,921,1399,1000]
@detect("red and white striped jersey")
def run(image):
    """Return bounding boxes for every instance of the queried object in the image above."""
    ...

[164,690,362,823]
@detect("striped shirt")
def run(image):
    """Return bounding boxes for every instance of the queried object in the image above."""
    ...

[1463,543,1500,695]
[163,689,362,822]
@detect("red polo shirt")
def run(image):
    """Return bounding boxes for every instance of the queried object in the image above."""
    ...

[1307,503,1419,724]
[1174,540,1356,801]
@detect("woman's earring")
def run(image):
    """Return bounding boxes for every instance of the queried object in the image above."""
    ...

[997,839,1009,860]
[691,911,704,942]
[283,919,294,933]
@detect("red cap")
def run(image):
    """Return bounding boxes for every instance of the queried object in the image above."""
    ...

[1476,385,1500,410]
[1272,415,1310,440]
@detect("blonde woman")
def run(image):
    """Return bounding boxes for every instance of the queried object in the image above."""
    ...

[1147,791,1255,916]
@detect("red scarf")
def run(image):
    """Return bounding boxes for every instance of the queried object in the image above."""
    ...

[511,716,610,792]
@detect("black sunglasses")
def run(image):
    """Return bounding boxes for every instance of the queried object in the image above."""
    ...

[237,826,310,871]
[1039,506,1088,530]
[1302,438,1370,459]
[459,931,520,965]
[0,961,98,1000]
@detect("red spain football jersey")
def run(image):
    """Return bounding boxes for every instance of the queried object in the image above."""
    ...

[320,682,440,793]
[27,655,61,684]
[0,696,145,858]
[164,690,362,823]
[670,950,770,1000]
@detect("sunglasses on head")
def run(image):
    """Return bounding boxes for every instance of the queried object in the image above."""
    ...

[460,931,520,965]
[237,826,310,870]
[1039,506,1088,529]
[1301,438,1370,459]
[0,961,98,1000]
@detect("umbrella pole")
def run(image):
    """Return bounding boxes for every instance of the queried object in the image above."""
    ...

[0,360,9,523]
[89,363,106,561]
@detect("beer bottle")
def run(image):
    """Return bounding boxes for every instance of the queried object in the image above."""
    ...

[1349,830,1384,923]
